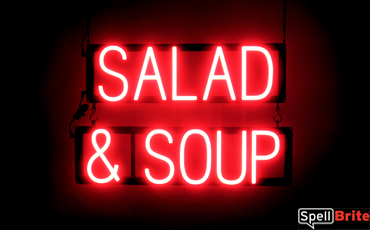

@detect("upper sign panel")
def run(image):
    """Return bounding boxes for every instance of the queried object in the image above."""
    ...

[86,44,286,103]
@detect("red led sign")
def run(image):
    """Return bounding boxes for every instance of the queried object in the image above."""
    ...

[75,43,292,186]
[74,126,292,185]
[86,44,286,103]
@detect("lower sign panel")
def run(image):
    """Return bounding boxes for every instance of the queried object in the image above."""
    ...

[74,126,292,185]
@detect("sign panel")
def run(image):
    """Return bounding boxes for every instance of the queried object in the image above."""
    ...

[86,44,286,103]
[74,126,292,185]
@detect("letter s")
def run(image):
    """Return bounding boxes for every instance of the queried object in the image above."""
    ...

[301,211,308,221]
[145,129,174,184]
[99,46,128,101]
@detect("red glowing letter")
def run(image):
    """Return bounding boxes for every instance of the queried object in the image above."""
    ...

[172,46,197,101]
[242,46,273,100]
[216,130,247,185]
[134,47,166,100]
[251,130,280,184]
[180,129,211,185]
[87,129,120,183]
[145,129,174,184]
[99,46,129,101]
[203,46,236,100]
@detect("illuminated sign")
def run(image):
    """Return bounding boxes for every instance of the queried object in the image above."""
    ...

[74,43,292,186]
[85,44,286,103]
[74,126,292,185]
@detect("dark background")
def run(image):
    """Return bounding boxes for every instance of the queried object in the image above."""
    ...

[8,0,368,228]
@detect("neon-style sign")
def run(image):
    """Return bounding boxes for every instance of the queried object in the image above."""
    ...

[134,47,167,101]
[145,129,174,184]
[86,43,286,103]
[172,46,197,101]
[76,43,291,186]
[251,130,280,184]
[216,130,247,185]
[242,46,274,100]
[74,126,292,185]
[179,129,212,185]
[203,46,236,101]
[99,46,128,101]
[87,129,120,183]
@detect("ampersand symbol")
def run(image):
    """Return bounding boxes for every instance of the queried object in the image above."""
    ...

[87,129,120,183]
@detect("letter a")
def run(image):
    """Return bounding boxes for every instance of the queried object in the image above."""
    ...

[134,47,166,100]
[203,46,236,100]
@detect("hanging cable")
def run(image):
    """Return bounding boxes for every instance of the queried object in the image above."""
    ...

[81,10,90,57]
[90,103,98,127]
[69,91,89,138]
[282,0,287,46]
[273,0,287,127]
[273,103,283,127]
[70,13,90,137]
[70,8,96,137]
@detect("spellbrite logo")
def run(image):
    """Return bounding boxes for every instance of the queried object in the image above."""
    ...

[298,208,370,229]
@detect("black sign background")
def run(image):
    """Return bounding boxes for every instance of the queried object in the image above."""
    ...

[9,0,369,229]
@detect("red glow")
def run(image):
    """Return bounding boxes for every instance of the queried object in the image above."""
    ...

[77,127,290,185]
[134,47,167,100]
[242,46,273,100]
[99,46,129,101]
[87,129,120,183]
[180,129,212,185]
[216,130,247,185]
[145,129,174,184]
[203,46,236,100]
[251,130,280,184]
[172,46,197,100]
[90,44,283,102]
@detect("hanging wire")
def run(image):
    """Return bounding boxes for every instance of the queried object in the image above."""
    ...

[274,0,287,127]
[81,11,90,57]
[282,0,287,46]
[273,103,283,127]
[69,7,97,137]
[90,103,98,127]
[69,92,89,138]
